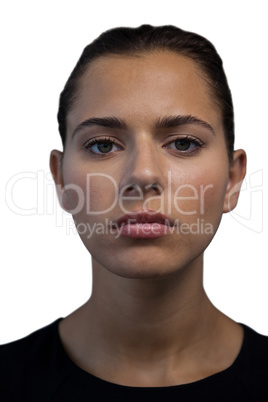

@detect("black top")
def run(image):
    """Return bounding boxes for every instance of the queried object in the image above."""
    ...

[0,319,268,401]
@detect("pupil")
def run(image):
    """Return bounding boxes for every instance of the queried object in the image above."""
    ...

[97,142,112,153]
[175,139,190,151]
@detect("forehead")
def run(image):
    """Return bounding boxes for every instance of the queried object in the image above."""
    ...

[67,51,222,138]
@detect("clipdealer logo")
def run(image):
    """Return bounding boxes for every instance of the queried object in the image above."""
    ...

[72,217,214,239]
[5,169,264,234]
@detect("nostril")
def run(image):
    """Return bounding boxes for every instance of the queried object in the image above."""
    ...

[123,182,163,195]
[125,183,137,192]
[145,183,163,194]
[146,183,158,190]
[121,183,143,196]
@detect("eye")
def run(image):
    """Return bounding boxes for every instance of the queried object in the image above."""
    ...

[165,136,204,154]
[83,137,122,154]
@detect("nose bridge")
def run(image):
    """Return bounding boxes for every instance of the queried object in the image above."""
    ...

[120,132,165,190]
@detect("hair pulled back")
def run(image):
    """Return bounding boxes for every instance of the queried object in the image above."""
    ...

[57,25,234,161]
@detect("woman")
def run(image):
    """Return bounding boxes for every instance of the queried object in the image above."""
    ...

[1,24,267,401]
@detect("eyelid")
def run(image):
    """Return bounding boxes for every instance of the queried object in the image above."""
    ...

[83,136,124,154]
[164,134,204,146]
[82,134,205,155]
[163,134,205,155]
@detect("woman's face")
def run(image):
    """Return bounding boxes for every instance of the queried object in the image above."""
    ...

[52,51,242,279]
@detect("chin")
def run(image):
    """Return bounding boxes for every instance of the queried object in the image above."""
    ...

[109,267,174,280]
[93,254,191,281]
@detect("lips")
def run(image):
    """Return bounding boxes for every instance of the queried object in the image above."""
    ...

[114,210,176,227]
[112,211,176,239]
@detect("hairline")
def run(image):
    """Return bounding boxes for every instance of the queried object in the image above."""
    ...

[66,50,225,143]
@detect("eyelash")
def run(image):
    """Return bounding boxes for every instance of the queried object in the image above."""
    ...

[164,136,205,154]
[83,136,121,155]
[83,135,205,156]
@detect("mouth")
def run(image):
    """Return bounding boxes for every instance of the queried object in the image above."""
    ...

[111,210,177,239]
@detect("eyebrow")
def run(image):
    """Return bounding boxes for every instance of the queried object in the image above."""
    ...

[72,117,126,138]
[71,114,215,138]
[155,115,215,135]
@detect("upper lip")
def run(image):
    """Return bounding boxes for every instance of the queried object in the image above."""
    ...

[113,210,176,227]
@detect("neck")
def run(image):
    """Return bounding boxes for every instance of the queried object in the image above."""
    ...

[59,256,243,386]
[73,255,219,357]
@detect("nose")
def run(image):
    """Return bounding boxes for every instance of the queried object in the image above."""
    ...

[119,137,165,197]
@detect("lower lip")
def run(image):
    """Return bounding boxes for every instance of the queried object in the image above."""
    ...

[116,223,175,239]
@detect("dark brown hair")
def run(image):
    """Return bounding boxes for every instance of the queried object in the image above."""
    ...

[57,25,234,161]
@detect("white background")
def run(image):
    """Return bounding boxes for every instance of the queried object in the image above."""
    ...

[1,0,267,343]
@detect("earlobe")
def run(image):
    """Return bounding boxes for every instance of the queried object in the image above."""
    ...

[223,149,247,213]
[49,150,70,212]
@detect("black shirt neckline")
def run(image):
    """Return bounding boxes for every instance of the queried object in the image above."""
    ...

[54,318,248,390]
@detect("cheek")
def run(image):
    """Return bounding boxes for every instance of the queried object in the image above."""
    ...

[170,163,229,224]
[63,167,119,217]
[86,175,118,214]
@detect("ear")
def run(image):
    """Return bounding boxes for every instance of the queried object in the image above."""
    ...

[223,149,247,213]
[50,150,71,212]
